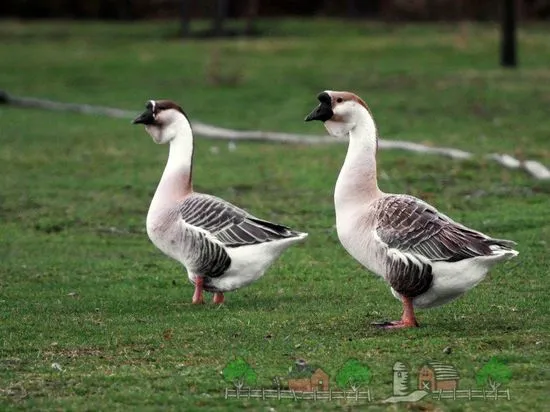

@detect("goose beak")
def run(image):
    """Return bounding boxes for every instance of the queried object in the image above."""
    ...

[304,103,333,122]
[132,109,155,125]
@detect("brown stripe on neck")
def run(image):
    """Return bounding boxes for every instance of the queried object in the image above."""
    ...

[333,91,378,149]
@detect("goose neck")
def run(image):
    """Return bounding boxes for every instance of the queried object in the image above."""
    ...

[335,115,381,207]
[151,122,194,211]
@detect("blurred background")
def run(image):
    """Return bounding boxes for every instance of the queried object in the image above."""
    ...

[2,0,550,21]
[1,2,549,410]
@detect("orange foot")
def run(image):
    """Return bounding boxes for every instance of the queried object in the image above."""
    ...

[192,296,205,304]
[213,292,224,304]
[372,296,419,329]
[192,277,205,304]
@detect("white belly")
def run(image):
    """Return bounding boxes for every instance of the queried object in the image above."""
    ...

[198,236,306,292]
[336,211,385,278]
[408,256,491,308]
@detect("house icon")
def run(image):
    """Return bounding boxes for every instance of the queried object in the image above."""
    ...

[288,368,329,392]
[287,360,329,392]
[418,361,460,392]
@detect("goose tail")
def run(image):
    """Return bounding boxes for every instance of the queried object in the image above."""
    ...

[488,238,519,260]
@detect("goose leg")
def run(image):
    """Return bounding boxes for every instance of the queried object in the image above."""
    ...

[213,292,224,304]
[192,276,205,304]
[372,297,419,329]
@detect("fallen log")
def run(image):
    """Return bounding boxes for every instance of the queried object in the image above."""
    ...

[1,90,548,179]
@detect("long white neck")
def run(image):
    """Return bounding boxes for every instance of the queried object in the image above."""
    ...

[149,119,194,214]
[334,109,382,211]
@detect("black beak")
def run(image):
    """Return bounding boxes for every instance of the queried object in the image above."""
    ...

[132,109,155,125]
[304,92,333,122]
[304,103,333,122]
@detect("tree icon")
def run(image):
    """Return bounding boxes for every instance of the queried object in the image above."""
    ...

[335,358,372,393]
[222,357,257,391]
[476,357,512,392]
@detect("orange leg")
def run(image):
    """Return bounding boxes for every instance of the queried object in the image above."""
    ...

[372,296,419,329]
[213,292,225,304]
[192,277,205,304]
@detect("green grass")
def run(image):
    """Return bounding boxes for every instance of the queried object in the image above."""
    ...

[1,19,549,411]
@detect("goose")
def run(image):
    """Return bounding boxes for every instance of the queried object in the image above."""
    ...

[305,91,518,328]
[133,100,308,304]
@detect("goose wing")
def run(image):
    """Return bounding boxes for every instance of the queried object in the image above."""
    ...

[373,195,514,297]
[178,224,231,278]
[179,193,301,248]
[375,195,512,261]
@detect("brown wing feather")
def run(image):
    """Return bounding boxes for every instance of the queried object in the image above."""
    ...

[179,193,301,248]
[375,195,509,262]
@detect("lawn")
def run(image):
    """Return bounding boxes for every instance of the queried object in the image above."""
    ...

[0,18,549,411]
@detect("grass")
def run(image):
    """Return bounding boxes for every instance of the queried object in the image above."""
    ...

[0,18,549,411]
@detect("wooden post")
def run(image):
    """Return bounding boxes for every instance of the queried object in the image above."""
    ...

[500,0,517,67]
[507,389,511,400]
[468,388,472,400]
[453,388,456,400]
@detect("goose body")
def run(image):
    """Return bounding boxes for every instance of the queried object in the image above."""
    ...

[134,100,307,304]
[305,91,518,328]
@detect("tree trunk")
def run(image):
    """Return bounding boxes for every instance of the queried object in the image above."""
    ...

[347,0,358,18]
[245,0,259,35]
[213,0,229,37]
[179,0,191,38]
[500,0,517,67]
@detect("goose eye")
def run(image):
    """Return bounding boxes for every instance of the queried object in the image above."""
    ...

[336,97,343,103]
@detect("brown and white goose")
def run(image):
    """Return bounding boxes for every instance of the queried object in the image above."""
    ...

[133,100,307,304]
[305,91,518,328]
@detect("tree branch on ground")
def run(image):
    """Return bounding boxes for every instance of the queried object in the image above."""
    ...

[1,91,548,180]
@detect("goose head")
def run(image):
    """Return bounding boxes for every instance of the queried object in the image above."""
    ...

[133,100,191,144]
[305,91,374,138]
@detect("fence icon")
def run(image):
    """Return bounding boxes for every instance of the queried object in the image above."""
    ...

[224,387,372,402]
[432,388,511,401]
